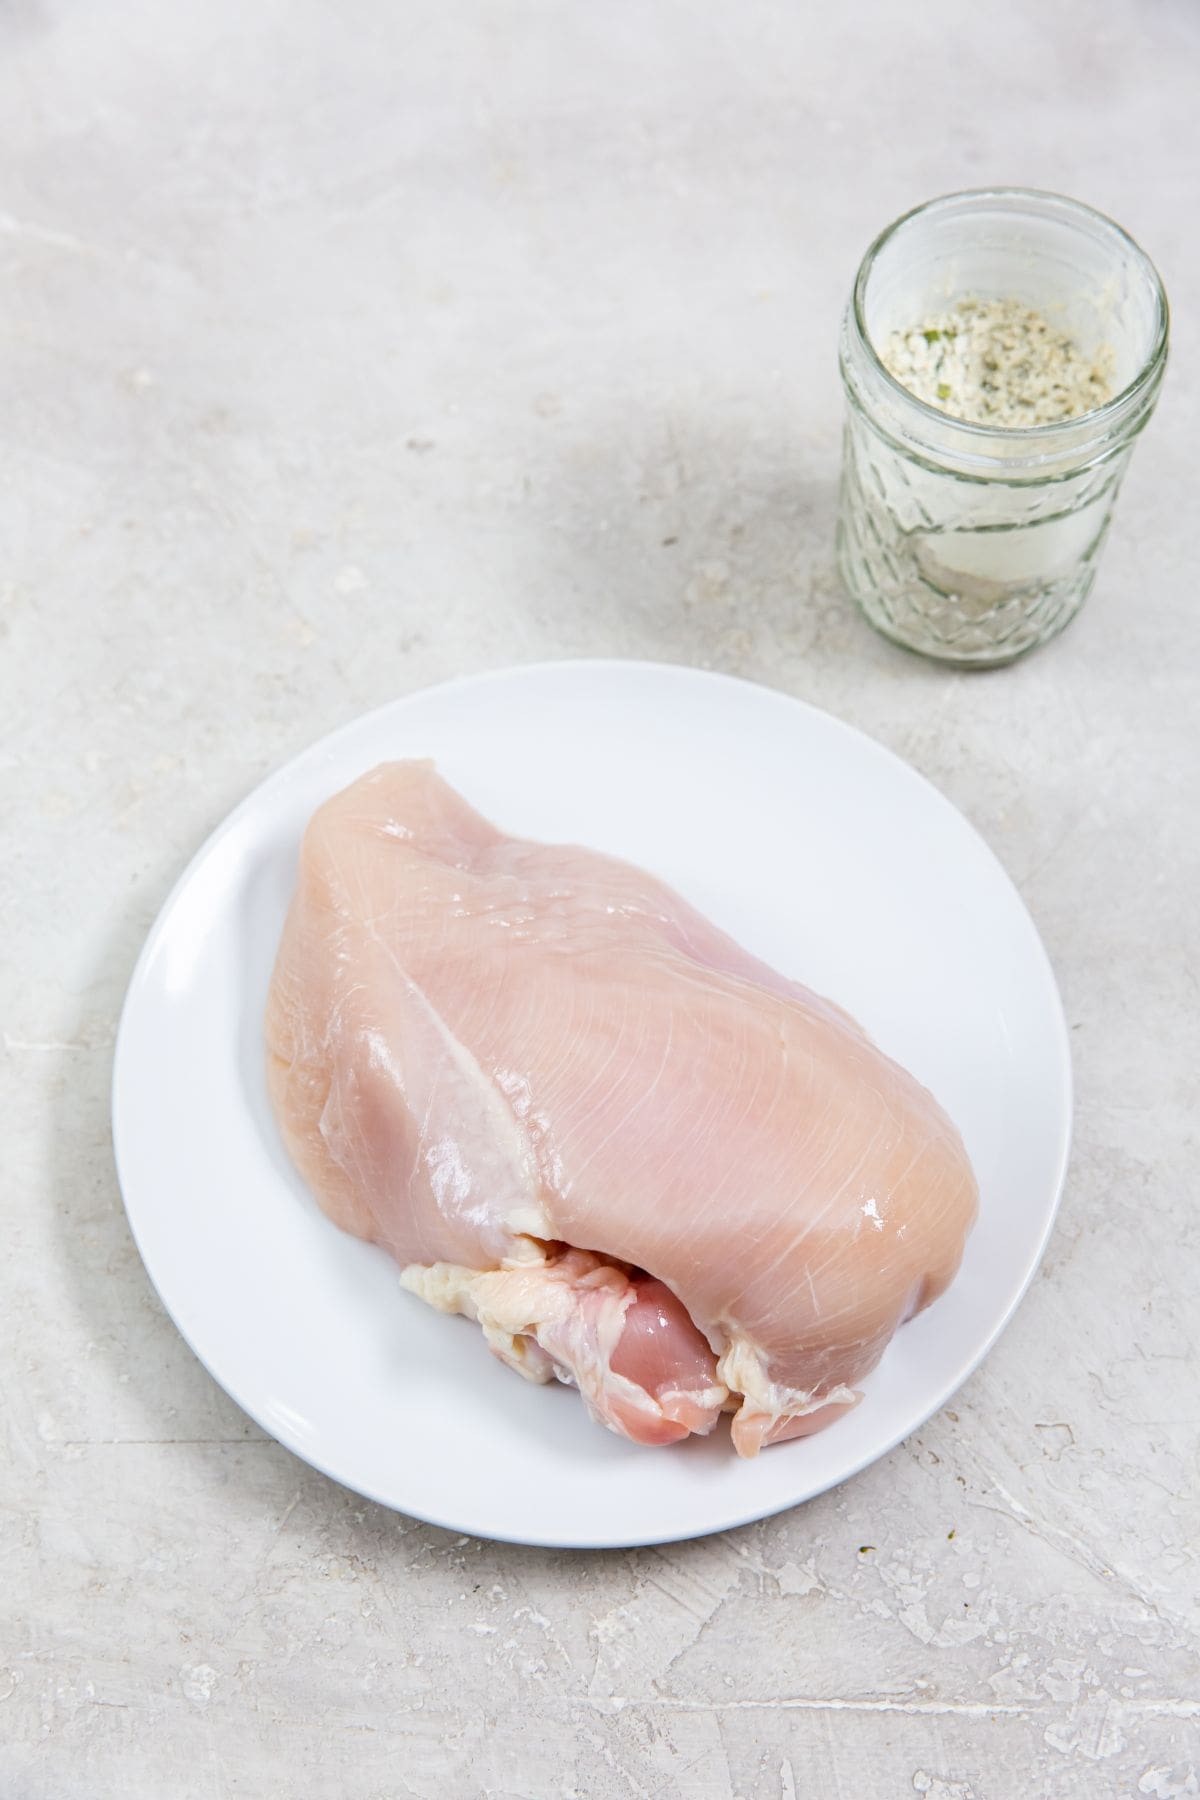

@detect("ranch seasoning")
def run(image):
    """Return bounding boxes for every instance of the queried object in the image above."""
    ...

[837,189,1167,665]
[879,296,1115,428]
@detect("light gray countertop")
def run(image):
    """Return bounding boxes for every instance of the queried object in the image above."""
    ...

[4,2,1198,1796]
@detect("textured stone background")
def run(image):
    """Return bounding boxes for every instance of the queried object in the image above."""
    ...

[2,1,1198,1795]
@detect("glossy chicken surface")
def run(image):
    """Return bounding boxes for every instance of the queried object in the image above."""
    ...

[266,762,978,1455]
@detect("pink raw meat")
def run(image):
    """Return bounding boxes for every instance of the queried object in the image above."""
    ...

[266,762,978,1455]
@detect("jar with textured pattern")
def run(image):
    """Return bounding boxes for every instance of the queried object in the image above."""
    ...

[837,189,1168,667]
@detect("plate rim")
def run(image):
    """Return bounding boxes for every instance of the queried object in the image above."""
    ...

[111,657,1073,1548]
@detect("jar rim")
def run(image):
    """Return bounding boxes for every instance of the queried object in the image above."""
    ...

[848,186,1169,449]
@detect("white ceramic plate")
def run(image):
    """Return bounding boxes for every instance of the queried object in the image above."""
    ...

[112,660,1071,1548]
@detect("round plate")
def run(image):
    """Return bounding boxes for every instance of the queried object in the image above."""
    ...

[112,661,1071,1548]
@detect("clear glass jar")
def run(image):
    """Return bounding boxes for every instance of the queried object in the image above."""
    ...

[836,188,1168,667]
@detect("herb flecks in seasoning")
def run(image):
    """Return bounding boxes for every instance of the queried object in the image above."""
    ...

[880,296,1115,428]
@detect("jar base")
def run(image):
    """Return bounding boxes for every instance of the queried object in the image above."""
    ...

[853,597,1085,669]
[837,518,1096,669]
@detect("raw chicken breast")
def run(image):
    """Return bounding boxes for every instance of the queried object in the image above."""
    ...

[266,762,978,1456]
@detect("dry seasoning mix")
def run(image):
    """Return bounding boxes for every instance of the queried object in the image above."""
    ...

[879,297,1115,429]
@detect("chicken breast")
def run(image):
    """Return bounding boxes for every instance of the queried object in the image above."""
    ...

[266,761,978,1456]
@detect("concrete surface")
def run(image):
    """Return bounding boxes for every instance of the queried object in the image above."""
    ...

[3,1,1199,1795]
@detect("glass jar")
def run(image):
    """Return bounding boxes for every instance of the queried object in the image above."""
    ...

[836,188,1168,667]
